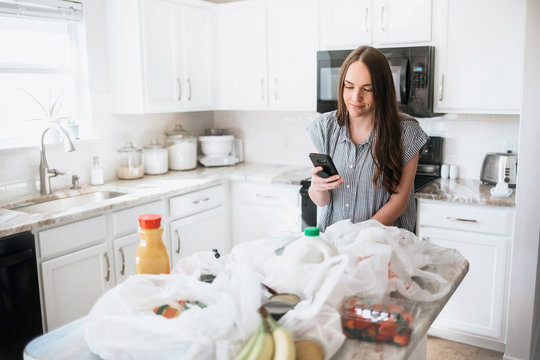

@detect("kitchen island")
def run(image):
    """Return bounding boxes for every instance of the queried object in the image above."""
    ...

[24,242,468,360]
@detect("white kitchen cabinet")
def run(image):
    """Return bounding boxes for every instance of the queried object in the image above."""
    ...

[38,216,110,331]
[216,0,318,111]
[417,199,513,352]
[105,0,214,113]
[231,181,300,247]
[169,207,227,266]
[41,242,111,331]
[216,3,267,110]
[267,1,319,110]
[433,0,525,114]
[168,185,229,268]
[319,0,431,50]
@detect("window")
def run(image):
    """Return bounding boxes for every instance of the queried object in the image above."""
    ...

[0,0,88,147]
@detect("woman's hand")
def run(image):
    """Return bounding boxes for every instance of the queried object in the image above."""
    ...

[310,166,344,191]
[308,166,344,207]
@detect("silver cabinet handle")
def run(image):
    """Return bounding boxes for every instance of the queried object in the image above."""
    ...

[381,6,385,32]
[104,252,110,282]
[256,193,278,200]
[175,229,181,254]
[177,78,182,101]
[446,216,477,223]
[192,197,210,205]
[119,247,125,276]
[274,78,278,100]
[261,78,265,100]
[365,7,369,33]
[439,73,444,101]
[187,78,192,101]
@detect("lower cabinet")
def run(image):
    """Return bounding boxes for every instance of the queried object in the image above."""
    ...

[169,206,227,267]
[416,199,513,352]
[231,181,301,247]
[41,242,112,331]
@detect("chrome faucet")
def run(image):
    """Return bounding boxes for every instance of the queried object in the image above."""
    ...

[39,124,76,195]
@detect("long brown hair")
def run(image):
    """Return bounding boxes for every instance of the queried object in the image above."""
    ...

[336,46,402,194]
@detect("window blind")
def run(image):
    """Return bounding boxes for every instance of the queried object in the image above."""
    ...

[0,0,82,22]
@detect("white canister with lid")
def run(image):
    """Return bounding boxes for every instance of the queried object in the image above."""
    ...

[143,139,168,175]
[165,124,197,170]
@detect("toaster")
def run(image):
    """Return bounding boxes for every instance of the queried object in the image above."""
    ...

[480,151,518,187]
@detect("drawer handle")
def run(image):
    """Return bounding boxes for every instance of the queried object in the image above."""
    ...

[175,229,181,254]
[104,252,110,282]
[256,194,278,200]
[119,247,125,276]
[446,216,477,223]
[192,197,210,205]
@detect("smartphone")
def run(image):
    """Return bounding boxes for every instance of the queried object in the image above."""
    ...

[309,153,340,179]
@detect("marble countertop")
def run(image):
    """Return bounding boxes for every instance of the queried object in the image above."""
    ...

[415,178,515,208]
[23,243,469,360]
[0,163,311,238]
[1,164,513,238]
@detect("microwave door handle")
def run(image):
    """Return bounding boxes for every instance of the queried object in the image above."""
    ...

[400,58,409,105]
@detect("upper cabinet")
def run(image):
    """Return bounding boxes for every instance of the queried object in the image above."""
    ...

[216,0,319,111]
[319,0,432,50]
[105,0,214,114]
[433,0,525,114]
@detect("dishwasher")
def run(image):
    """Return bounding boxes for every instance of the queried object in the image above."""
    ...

[0,231,42,360]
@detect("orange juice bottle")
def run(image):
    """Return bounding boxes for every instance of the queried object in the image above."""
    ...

[135,214,170,274]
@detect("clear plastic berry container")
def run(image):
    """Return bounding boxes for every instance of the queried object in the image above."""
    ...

[340,296,418,346]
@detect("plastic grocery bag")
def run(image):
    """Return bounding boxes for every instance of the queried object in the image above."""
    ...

[84,253,262,360]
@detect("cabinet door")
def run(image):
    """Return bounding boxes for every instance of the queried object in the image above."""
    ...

[418,227,508,341]
[181,3,213,110]
[372,0,432,45]
[169,206,228,267]
[113,233,140,284]
[267,1,319,110]
[319,0,372,50]
[41,243,111,331]
[434,0,524,113]
[216,5,268,110]
[141,0,182,112]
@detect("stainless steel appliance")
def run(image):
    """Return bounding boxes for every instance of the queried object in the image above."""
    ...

[415,136,443,192]
[480,151,518,187]
[0,231,42,359]
[316,46,440,117]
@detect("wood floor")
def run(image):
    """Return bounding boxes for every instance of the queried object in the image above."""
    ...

[427,336,503,360]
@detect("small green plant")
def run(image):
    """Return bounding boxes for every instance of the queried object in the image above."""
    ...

[19,88,71,123]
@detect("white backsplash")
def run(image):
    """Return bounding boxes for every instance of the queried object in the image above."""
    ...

[0,108,519,203]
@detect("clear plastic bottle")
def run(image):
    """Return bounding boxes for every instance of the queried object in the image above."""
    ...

[135,214,170,274]
[283,226,337,264]
[90,156,104,185]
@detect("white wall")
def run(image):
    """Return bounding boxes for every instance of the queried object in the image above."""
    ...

[504,0,540,358]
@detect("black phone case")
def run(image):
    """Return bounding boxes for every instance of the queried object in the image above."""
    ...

[309,153,339,179]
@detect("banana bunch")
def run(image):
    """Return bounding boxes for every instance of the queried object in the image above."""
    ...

[234,307,295,360]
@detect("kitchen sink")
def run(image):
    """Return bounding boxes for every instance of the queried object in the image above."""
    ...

[9,191,127,214]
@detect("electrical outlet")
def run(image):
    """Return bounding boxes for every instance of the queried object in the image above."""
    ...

[504,139,518,152]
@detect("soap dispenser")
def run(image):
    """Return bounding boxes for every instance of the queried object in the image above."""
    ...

[90,156,104,185]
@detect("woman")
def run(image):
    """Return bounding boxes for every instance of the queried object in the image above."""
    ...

[307,46,428,232]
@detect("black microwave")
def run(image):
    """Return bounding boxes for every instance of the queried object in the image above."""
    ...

[316,46,440,118]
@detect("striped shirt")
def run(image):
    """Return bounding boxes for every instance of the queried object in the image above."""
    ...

[307,111,428,232]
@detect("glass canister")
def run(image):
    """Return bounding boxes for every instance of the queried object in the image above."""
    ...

[116,142,144,180]
[165,124,197,170]
[143,139,168,175]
